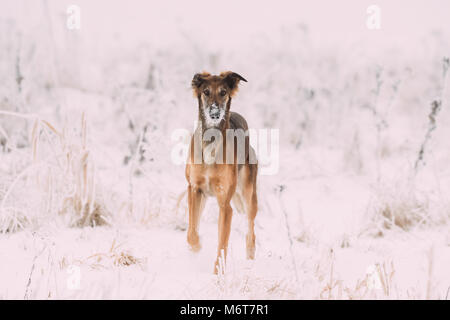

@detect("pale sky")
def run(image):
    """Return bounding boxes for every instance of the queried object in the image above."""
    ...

[2,0,450,51]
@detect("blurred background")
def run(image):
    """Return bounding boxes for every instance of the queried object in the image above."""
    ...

[0,0,449,299]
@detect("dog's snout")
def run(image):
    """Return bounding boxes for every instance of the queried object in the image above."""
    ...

[209,104,221,120]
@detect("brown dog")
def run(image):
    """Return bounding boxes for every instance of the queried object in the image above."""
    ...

[185,71,258,274]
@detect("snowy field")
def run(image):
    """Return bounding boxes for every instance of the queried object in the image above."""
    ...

[0,0,450,299]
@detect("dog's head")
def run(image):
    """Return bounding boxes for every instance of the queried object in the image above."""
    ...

[192,71,247,128]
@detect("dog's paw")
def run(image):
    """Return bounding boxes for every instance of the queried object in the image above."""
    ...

[246,234,255,259]
[189,242,202,252]
[246,248,255,260]
[187,233,201,252]
[213,259,225,275]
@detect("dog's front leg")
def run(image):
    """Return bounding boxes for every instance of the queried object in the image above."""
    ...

[187,185,204,252]
[214,189,234,274]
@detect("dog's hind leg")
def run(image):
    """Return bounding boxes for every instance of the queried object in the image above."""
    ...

[242,164,258,260]
[187,185,205,252]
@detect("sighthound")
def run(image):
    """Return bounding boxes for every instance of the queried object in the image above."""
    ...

[185,71,258,274]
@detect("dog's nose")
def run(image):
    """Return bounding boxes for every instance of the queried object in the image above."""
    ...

[210,106,220,119]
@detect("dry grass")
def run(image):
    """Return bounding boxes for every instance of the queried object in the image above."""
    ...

[73,239,145,270]
[0,110,109,232]
[0,4,449,299]
[365,177,438,236]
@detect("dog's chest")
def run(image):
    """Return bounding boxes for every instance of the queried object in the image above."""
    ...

[189,166,230,197]
[201,173,214,196]
[202,168,226,196]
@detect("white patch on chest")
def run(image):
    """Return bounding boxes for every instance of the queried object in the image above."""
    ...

[202,174,216,196]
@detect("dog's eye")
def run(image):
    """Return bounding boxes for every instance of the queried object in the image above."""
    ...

[220,90,227,96]
[203,89,210,96]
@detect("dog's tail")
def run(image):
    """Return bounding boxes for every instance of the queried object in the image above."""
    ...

[175,190,187,214]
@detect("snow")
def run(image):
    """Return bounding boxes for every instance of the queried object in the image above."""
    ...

[0,0,449,299]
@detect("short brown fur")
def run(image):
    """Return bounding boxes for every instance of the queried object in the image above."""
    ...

[186,71,258,274]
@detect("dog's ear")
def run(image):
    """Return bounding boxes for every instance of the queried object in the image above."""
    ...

[221,71,247,96]
[191,72,210,96]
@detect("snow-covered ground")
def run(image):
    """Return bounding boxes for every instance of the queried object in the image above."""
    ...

[0,0,449,299]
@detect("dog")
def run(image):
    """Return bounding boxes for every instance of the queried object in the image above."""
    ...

[185,71,258,274]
